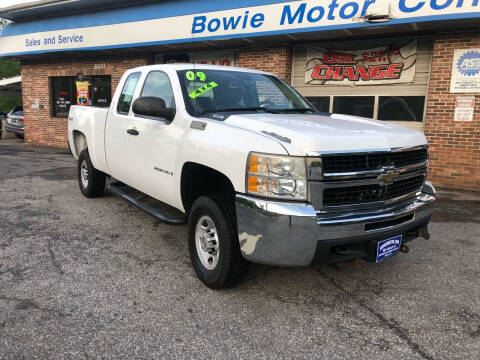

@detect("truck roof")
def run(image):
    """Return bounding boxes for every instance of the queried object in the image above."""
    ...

[130,64,269,75]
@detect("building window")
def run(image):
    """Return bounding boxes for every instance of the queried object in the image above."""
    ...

[51,75,111,117]
[305,96,426,122]
[378,96,425,122]
[306,96,330,113]
[333,96,375,118]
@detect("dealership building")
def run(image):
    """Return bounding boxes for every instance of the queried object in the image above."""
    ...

[0,0,479,191]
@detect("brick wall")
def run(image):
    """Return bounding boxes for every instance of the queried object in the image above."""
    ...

[424,29,480,191]
[21,57,148,148]
[237,44,292,82]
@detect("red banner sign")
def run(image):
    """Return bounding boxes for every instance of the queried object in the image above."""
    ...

[305,40,417,86]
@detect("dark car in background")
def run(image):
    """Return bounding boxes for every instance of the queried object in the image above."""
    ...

[6,106,24,138]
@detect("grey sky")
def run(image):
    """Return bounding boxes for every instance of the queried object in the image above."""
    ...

[1,0,39,8]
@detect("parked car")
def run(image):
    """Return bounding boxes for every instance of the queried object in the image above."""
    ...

[6,106,24,138]
[68,64,436,289]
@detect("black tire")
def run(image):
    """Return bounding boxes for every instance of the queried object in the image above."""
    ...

[15,134,24,139]
[78,150,106,198]
[188,195,249,289]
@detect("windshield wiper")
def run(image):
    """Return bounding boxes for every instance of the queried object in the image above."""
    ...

[276,108,315,113]
[200,107,279,115]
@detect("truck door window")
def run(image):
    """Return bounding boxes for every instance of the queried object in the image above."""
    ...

[117,72,141,114]
[141,71,175,108]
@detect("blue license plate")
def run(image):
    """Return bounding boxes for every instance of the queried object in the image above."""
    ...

[376,235,402,262]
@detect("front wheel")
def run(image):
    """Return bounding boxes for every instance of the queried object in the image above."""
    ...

[78,150,106,198]
[188,195,249,289]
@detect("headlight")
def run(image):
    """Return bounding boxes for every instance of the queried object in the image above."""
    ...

[246,153,307,200]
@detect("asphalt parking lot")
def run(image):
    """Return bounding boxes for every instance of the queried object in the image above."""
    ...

[0,140,479,360]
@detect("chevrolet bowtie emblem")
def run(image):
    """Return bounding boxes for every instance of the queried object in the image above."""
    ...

[378,169,400,184]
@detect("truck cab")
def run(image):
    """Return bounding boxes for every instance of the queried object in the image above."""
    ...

[68,64,435,289]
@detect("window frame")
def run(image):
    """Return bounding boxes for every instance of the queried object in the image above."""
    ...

[116,72,142,116]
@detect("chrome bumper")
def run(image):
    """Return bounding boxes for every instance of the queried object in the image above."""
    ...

[235,182,436,266]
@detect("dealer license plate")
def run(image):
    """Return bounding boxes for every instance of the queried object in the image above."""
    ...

[376,235,402,262]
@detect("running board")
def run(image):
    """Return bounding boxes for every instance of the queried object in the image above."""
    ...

[107,182,187,225]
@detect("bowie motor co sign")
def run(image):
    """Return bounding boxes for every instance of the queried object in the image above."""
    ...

[2,1,480,57]
[305,40,417,86]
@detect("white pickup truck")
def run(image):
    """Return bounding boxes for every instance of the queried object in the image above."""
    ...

[68,64,435,289]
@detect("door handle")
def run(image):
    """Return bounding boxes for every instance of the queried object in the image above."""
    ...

[127,129,139,136]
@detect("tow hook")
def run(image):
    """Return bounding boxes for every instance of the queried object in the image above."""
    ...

[418,227,430,240]
[400,245,409,254]
[350,258,365,268]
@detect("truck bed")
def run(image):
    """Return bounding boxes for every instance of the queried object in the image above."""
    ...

[68,105,110,173]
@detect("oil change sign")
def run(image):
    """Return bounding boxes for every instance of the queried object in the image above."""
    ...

[450,49,480,93]
[1,0,480,56]
[305,39,417,85]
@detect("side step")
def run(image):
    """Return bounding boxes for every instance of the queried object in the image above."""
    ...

[107,182,187,225]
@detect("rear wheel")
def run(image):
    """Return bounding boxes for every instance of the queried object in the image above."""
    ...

[188,195,249,289]
[78,150,105,198]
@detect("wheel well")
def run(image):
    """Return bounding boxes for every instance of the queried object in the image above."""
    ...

[181,162,235,214]
[73,131,88,157]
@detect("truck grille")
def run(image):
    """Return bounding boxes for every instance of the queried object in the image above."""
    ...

[322,148,428,174]
[308,146,428,210]
[323,175,425,207]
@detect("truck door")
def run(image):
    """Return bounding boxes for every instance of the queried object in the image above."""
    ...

[125,70,182,208]
[105,71,142,184]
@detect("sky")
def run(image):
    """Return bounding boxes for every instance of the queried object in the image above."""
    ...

[2,0,39,8]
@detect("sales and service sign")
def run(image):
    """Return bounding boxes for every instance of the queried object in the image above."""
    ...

[305,40,416,85]
[1,0,480,56]
[450,49,480,93]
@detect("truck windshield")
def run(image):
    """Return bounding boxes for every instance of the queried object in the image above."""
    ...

[177,69,314,117]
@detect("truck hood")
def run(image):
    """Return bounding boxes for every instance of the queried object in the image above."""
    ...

[224,113,427,156]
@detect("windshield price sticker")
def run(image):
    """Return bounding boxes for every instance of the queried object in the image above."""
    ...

[189,81,218,99]
[186,71,207,82]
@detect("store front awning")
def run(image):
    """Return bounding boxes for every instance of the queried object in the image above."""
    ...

[1,0,480,59]
[0,76,22,96]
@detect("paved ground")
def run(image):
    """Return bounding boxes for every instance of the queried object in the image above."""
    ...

[0,139,479,360]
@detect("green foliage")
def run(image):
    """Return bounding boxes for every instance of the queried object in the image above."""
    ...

[0,58,20,79]
[0,97,21,113]
[0,19,22,112]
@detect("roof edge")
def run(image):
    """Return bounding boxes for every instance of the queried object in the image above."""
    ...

[0,0,66,19]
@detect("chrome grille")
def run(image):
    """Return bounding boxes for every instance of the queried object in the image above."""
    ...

[308,146,428,210]
[321,148,428,174]
[323,175,425,207]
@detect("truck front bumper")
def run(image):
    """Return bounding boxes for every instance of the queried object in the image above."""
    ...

[235,183,436,266]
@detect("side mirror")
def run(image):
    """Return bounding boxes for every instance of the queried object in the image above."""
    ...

[132,97,175,121]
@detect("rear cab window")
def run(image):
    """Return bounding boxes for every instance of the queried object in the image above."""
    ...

[117,72,141,114]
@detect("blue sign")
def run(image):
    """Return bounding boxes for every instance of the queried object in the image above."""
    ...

[376,235,402,262]
[457,50,480,77]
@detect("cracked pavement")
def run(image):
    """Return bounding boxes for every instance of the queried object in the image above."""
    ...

[0,140,479,359]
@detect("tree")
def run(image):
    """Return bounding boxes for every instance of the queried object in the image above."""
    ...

[0,18,22,112]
